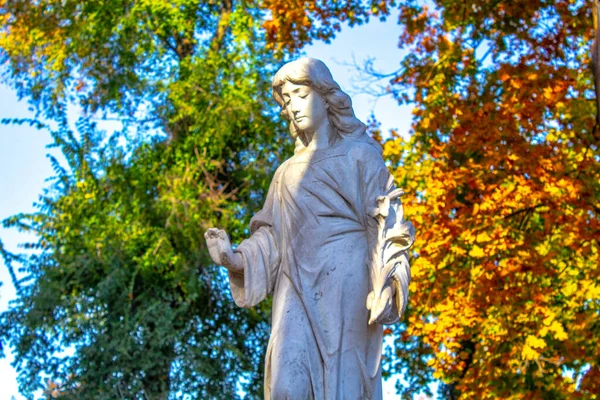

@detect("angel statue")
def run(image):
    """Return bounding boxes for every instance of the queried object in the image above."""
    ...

[205,58,415,400]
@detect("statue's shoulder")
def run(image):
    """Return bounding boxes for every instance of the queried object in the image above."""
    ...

[344,136,384,164]
[272,158,291,179]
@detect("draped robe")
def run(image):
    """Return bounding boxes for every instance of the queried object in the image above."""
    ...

[228,135,409,400]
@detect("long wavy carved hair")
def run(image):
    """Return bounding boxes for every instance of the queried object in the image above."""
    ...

[272,58,367,146]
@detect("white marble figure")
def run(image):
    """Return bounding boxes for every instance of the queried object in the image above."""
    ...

[205,58,415,400]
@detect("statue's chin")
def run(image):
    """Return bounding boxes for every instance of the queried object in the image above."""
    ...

[291,130,308,147]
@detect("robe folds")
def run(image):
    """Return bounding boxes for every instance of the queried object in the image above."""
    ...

[229,135,409,400]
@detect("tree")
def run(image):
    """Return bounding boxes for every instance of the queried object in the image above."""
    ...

[7,0,597,398]
[0,1,405,397]
[369,1,600,398]
[0,1,294,398]
[0,0,408,398]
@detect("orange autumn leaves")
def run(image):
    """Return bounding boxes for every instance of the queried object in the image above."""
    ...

[261,0,392,51]
[381,0,600,398]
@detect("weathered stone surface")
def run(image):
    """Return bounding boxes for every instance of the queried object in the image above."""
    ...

[205,58,414,400]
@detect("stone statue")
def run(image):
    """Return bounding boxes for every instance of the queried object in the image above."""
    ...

[205,58,415,400]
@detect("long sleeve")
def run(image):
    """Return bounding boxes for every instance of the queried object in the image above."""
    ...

[228,166,284,308]
[229,225,279,308]
[352,139,413,325]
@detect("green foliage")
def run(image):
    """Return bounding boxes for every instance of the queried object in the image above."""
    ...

[0,0,293,398]
[2,114,283,398]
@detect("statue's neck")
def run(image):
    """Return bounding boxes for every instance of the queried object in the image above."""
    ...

[298,119,334,152]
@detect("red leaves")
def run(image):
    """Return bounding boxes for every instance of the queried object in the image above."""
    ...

[380,0,600,397]
[261,0,395,51]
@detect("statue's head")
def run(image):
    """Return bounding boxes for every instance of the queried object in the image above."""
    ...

[272,58,366,146]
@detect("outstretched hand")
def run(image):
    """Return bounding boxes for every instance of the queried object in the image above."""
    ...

[204,228,243,273]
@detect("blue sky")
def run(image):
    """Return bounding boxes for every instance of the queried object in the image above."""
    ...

[0,13,414,399]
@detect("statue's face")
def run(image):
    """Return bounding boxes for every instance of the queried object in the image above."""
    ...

[280,81,328,134]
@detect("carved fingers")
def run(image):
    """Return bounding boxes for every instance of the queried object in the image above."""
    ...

[205,227,226,240]
[204,228,243,273]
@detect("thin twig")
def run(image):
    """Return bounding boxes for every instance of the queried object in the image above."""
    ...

[504,204,544,219]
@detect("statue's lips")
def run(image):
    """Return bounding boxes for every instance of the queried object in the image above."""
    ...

[294,116,306,122]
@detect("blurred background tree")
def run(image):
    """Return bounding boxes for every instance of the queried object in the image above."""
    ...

[373,1,600,398]
[1,0,599,399]
[0,0,291,398]
[0,0,393,398]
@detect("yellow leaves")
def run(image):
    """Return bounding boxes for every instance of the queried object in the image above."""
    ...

[382,138,404,159]
[546,130,558,142]
[549,321,568,341]
[584,280,600,300]
[450,245,466,256]
[462,232,492,257]
[562,281,578,297]
[461,230,475,244]
[476,231,491,243]
[408,258,428,280]
[542,311,555,327]
[470,265,483,280]
[432,369,444,380]
[428,185,446,204]
[543,178,578,201]
[520,346,540,362]
[535,242,551,256]
[522,335,546,360]
[469,245,485,258]
[566,266,579,277]
[414,296,484,381]
[539,311,568,341]
[411,213,424,226]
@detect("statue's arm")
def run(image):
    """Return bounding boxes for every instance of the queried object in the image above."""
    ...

[369,183,414,324]
[205,164,284,308]
[205,162,284,271]
[352,143,414,325]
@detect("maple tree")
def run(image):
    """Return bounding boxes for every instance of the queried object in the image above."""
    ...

[369,1,600,398]
[261,0,393,51]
